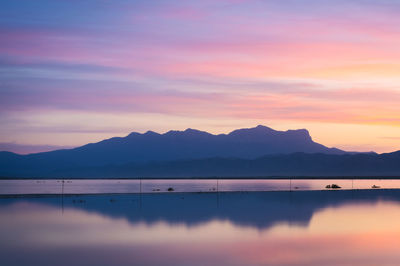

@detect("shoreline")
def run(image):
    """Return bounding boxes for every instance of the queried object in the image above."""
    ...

[1,187,400,198]
[2,176,400,180]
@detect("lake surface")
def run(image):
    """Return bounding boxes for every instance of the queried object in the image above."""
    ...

[1,189,400,266]
[1,178,400,195]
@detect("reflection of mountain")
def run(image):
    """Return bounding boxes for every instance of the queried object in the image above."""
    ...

[1,190,400,229]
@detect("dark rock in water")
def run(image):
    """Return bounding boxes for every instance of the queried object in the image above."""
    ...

[326,184,341,189]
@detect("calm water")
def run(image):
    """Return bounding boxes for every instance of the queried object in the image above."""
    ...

[1,190,400,266]
[1,179,400,195]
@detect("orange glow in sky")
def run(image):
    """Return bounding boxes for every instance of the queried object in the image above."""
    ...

[1,0,400,153]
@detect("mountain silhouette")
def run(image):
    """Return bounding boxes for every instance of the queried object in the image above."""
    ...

[0,125,348,177]
[30,151,398,178]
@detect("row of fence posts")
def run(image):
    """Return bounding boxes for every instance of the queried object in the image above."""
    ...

[58,177,362,205]
[135,178,359,194]
[136,178,221,194]
[57,178,361,195]
[57,177,365,214]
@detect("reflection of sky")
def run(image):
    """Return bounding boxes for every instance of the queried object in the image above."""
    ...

[2,0,400,152]
[1,191,400,265]
[2,179,400,195]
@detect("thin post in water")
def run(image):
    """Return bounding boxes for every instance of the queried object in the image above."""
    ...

[61,179,64,214]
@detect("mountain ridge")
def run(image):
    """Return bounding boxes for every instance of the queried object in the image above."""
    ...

[2,151,400,178]
[1,125,345,156]
[0,125,364,178]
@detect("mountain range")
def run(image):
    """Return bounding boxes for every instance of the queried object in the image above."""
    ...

[1,125,399,178]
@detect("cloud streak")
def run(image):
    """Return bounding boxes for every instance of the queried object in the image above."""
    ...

[1,0,400,151]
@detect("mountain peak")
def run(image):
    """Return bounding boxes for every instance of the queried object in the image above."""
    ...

[127,131,141,138]
[164,128,211,137]
[286,128,311,137]
[184,128,203,134]
[181,128,212,137]
[255,125,273,130]
[144,130,160,136]
[228,125,276,137]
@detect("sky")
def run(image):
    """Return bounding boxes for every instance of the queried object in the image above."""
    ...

[1,0,400,154]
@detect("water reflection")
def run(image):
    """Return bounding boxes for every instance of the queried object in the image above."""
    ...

[2,179,400,195]
[1,190,400,266]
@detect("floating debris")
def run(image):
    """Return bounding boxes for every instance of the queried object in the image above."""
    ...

[326,184,341,189]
